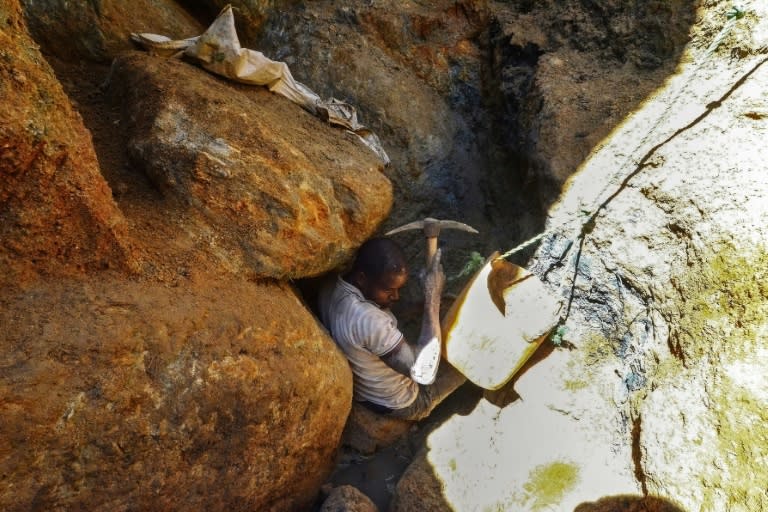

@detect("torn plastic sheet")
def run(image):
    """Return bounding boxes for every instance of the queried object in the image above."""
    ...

[131,5,390,165]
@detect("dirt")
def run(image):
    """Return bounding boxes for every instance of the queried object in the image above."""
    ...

[318,382,485,511]
[42,55,203,285]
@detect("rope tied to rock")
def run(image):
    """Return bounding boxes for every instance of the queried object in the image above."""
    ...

[494,5,756,271]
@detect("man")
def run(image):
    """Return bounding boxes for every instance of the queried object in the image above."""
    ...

[318,237,465,421]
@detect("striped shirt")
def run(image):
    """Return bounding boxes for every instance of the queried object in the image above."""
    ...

[318,276,418,409]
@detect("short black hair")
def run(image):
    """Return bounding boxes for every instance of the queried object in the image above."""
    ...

[350,237,407,279]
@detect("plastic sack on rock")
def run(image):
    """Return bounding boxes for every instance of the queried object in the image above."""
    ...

[131,5,390,165]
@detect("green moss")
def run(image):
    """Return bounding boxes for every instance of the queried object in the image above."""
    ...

[579,332,616,367]
[661,244,768,509]
[672,245,768,364]
[520,461,580,511]
[700,372,768,510]
[562,378,589,391]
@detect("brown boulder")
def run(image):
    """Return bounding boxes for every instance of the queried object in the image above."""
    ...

[321,485,379,512]
[19,0,203,62]
[0,276,352,511]
[109,52,392,279]
[0,0,135,280]
[390,450,450,512]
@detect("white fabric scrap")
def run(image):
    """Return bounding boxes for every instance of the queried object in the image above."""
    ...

[131,5,390,165]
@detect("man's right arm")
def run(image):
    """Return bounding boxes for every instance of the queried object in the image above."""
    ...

[381,338,416,376]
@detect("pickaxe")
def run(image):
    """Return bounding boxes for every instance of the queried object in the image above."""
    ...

[386,217,479,266]
[385,217,478,385]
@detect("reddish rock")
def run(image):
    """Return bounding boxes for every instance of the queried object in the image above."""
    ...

[341,403,413,455]
[0,0,135,281]
[0,276,353,511]
[321,485,379,512]
[110,52,392,279]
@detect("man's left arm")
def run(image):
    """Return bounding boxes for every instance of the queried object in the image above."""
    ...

[381,249,445,384]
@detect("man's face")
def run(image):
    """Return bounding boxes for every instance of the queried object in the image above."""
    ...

[361,270,408,309]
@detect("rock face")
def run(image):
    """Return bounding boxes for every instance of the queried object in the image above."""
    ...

[392,2,768,511]
[248,0,497,262]
[19,0,203,62]
[0,0,135,280]
[244,0,696,261]
[111,52,392,279]
[0,276,352,511]
[528,5,768,507]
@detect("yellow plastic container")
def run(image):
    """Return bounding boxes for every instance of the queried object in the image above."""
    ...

[442,253,562,390]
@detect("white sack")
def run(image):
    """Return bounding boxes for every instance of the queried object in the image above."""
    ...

[132,5,390,165]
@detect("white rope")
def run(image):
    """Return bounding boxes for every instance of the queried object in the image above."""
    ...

[494,7,746,265]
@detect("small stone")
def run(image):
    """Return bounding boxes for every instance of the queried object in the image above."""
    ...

[320,485,379,512]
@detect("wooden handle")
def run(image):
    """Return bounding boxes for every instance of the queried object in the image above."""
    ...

[426,237,437,266]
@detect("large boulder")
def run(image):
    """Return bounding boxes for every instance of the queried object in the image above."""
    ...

[1,1,371,509]
[0,276,352,511]
[250,1,489,251]
[19,0,203,62]
[392,2,768,510]
[109,52,392,279]
[246,0,695,252]
[0,0,135,280]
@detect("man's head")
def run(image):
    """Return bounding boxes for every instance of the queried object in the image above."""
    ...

[346,237,408,309]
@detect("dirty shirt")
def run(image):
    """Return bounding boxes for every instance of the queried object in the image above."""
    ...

[318,276,418,410]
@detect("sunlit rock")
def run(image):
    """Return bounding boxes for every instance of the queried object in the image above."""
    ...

[0,277,352,511]
[393,2,768,509]
[109,52,392,279]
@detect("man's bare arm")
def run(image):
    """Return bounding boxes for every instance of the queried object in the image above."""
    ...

[381,249,445,383]
[381,339,416,376]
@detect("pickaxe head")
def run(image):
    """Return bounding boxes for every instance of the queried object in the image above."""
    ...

[386,217,478,265]
[385,217,479,238]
